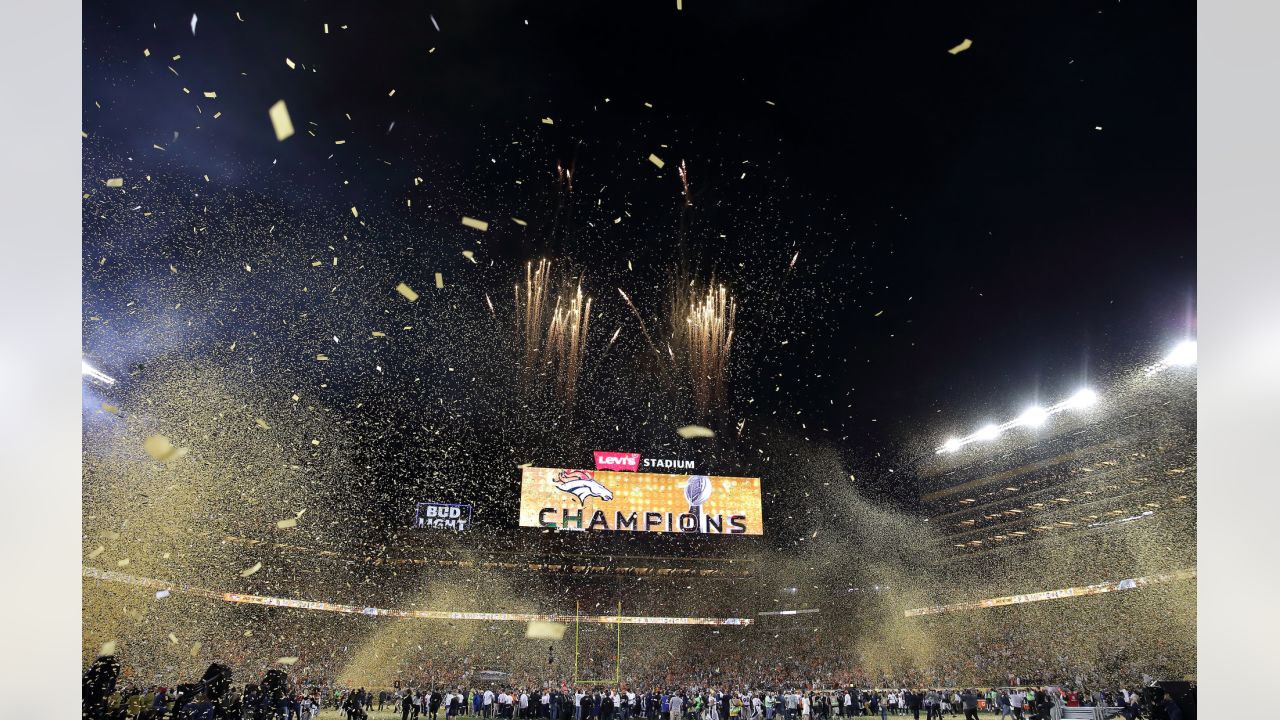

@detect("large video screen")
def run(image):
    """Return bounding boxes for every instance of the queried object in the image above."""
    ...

[518,467,763,535]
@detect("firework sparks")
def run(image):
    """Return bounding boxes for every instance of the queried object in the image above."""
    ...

[515,260,592,407]
[617,287,662,355]
[679,160,692,207]
[672,278,737,414]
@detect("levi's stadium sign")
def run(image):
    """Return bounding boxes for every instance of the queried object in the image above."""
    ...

[518,466,763,535]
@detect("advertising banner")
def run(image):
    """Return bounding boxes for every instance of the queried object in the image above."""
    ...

[414,502,473,531]
[518,467,763,535]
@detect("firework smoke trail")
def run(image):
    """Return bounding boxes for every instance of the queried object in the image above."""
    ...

[673,279,737,414]
[616,287,663,356]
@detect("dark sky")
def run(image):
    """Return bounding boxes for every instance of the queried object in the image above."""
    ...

[81,0,1195,534]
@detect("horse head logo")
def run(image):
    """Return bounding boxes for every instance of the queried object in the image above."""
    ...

[554,469,614,504]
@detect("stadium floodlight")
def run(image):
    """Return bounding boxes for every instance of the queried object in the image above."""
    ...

[1065,388,1097,409]
[975,424,1001,441]
[1017,406,1048,429]
[1165,340,1197,367]
[82,359,116,386]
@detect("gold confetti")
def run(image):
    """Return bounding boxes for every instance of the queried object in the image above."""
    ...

[525,620,567,640]
[351,206,359,217]
[203,91,217,98]
[395,282,419,302]
[268,100,295,141]
[434,272,444,289]
[335,139,346,145]
[87,545,105,559]
[676,424,715,439]
[276,517,298,529]
[371,331,386,337]
[105,178,124,188]
[316,354,329,361]
[239,562,262,577]
[101,404,119,414]
[277,656,299,665]
[541,117,554,125]
[462,250,477,263]
[99,641,116,656]
[512,217,528,226]
[169,633,179,644]
[189,642,201,657]
[254,418,271,430]
[948,38,973,55]
[324,23,329,33]
[461,216,489,231]
[236,11,243,21]
[143,48,150,57]
[648,153,665,169]
[285,57,296,69]
[388,88,396,96]
[143,435,188,462]
[116,559,130,567]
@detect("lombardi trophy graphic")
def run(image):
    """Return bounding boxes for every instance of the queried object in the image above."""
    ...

[684,475,713,532]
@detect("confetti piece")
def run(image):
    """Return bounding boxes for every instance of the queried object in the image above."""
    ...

[190,13,198,35]
[371,331,386,337]
[948,38,973,55]
[105,178,124,188]
[143,48,150,57]
[316,354,329,361]
[677,425,715,439]
[101,404,119,414]
[512,217,527,226]
[88,545,105,559]
[351,206,359,217]
[541,117,554,125]
[285,57,296,70]
[874,310,884,317]
[254,418,271,430]
[155,590,170,600]
[388,89,396,97]
[430,14,440,31]
[324,23,329,34]
[116,559,130,567]
[434,272,444,289]
[648,153,665,169]
[461,216,489,231]
[677,0,683,9]
[190,642,201,657]
[143,435,188,462]
[203,91,217,98]
[276,517,298,529]
[462,250,477,263]
[277,656,299,665]
[395,282,419,302]
[99,641,116,656]
[240,562,262,577]
[268,100,295,141]
[525,620,567,640]
[169,633,179,644]
[236,11,243,21]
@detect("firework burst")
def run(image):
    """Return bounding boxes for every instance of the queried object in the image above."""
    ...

[671,278,737,415]
[515,259,592,407]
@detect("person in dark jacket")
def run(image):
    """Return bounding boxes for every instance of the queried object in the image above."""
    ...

[404,692,417,720]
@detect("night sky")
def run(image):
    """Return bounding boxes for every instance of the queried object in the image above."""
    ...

[81,0,1196,543]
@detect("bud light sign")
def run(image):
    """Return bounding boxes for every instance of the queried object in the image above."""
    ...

[414,502,473,531]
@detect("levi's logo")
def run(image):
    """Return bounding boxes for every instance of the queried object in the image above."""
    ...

[593,451,641,471]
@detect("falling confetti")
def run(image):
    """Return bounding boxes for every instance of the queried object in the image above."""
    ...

[267,100,295,141]
[948,38,973,55]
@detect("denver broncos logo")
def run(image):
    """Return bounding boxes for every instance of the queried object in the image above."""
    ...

[554,469,614,504]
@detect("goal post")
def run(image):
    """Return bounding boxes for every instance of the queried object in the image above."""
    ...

[573,601,622,686]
